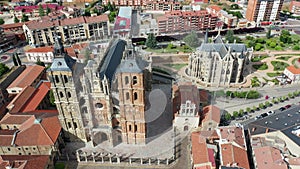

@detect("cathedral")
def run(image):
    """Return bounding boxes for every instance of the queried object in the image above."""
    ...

[187,32,253,87]
[47,36,155,146]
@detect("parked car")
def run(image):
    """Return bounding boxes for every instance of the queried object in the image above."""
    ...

[255,115,262,120]
[267,110,274,115]
[261,113,268,118]
[279,107,286,111]
[285,105,291,109]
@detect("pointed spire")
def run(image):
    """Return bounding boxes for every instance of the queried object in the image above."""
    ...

[53,33,65,57]
[204,29,208,43]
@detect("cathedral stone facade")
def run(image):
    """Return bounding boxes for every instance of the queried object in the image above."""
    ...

[187,33,253,87]
[47,37,153,146]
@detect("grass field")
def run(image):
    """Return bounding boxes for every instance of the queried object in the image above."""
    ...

[252,63,268,70]
[164,63,188,70]
[271,61,289,71]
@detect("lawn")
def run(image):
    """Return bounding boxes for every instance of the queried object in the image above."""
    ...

[146,45,193,54]
[251,76,261,87]
[277,56,292,61]
[251,55,269,62]
[164,63,188,70]
[267,72,282,77]
[55,163,65,169]
[271,61,289,71]
[252,63,268,70]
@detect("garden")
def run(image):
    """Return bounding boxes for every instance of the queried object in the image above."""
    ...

[271,61,289,71]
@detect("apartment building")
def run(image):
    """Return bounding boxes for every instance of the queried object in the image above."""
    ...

[283,65,300,83]
[206,6,238,28]
[23,15,110,47]
[146,0,180,11]
[246,0,284,23]
[290,1,300,15]
[102,0,147,7]
[157,10,218,34]
[188,33,252,87]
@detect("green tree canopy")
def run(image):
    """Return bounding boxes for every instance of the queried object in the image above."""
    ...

[39,4,45,17]
[225,30,234,43]
[36,58,45,67]
[145,33,157,49]
[183,31,201,48]
[0,63,9,77]
[46,6,51,15]
[14,16,19,23]
[280,30,292,43]
[21,14,29,22]
[0,18,4,25]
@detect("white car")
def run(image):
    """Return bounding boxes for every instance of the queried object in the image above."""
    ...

[267,110,274,115]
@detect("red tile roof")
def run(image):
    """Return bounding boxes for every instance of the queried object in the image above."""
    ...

[202,105,220,124]
[191,132,216,167]
[7,65,45,89]
[253,146,287,169]
[14,4,64,13]
[0,112,61,146]
[220,143,250,169]
[20,81,51,112]
[85,15,109,24]
[7,86,36,113]
[26,46,54,53]
[0,155,50,169]
[218,126,245,148]
[0,23,24,29]
[208,5,222,12]
[286,65,300,74]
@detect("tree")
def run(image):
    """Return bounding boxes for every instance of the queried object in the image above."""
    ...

[145,33,157,49]
[39,4,45,17]
[0,63,9,77]
[0,18,4,25]
[233,111,239,118]
[16,53,22,66]
[293,45,300,50]
[239,109,244,116]
[265,101,270,107]
[21,14,29,22]
[254,43,263,51]
[14,16,19,23]
[84,9,91,16]
[225,30,234,43]
[224,113,231,121]
[183,31,201,48]
[259,103,264,109]
[36,58,45,67]
[12,54,18,66]
[46,6,51,15]
[280,30,292,43]
[246,107,251,113]
[253,106,258,111]
[108,11,116,22]
[93,7,99,15]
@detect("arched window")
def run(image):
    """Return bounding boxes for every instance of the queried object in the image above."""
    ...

[126,92,130,100]
[129,125,132,131]
[59,92,64,98]
[64,75,68,83]
[67,92,71,98]
[55,75,59,83]
[68,122,72,128]
[73,122,77,129]
[134,92,138,100]
[134,125,137,132]
[133,76,137,85]
[125,76,129,85]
